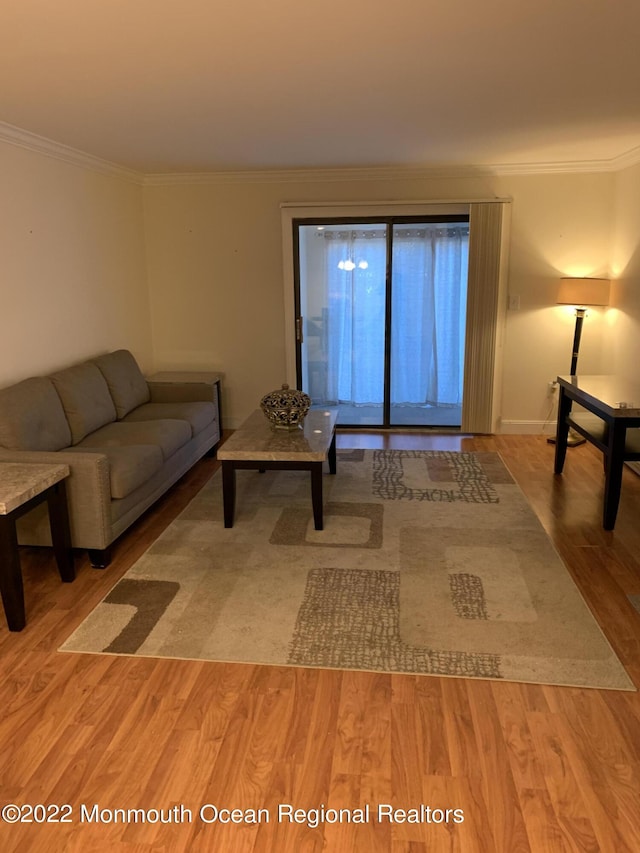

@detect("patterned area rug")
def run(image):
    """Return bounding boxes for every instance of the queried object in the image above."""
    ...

[61,450,634,690]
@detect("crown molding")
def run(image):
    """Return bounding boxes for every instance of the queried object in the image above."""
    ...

[0,120,142,184]
[141,165,495,186]
[142,148,640,185]
[609,144,640,172]
[490,159,608,176]
[2,118,639,185]
[491,145,640,175]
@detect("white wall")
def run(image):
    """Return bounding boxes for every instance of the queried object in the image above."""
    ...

[495,171,614,432]
[143,170,614,430]
[1,136,627,434]
[610,162,640,381]
[0,142,152,387]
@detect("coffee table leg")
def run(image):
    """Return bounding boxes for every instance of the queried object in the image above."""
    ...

[311,463,323,530]
[0,515,26,632]
[328,432,337,475]
[222,462,236,527]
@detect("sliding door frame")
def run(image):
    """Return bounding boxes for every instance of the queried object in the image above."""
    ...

[281,199,511,434]
[292,214,470,428]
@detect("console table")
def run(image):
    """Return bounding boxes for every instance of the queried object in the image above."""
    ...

[554,375,640,530]
[0,463,75,631]
[217,408,338,530]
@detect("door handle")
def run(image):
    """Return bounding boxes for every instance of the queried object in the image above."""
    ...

[296,317,304,343]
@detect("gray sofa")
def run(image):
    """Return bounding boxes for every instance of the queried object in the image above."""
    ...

[0,350,220,567]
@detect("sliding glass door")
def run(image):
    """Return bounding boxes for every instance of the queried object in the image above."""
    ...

[294,217,469,428]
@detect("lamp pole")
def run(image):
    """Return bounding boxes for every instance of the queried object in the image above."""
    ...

[569,307,586,375]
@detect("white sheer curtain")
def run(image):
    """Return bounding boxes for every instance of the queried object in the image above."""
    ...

[321,223,468,407]
[325,231,387,404]
[391,224,469,406]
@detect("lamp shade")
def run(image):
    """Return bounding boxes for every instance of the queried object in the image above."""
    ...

[557,277,610,307]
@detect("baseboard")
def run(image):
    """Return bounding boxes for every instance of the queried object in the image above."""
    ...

[499,420,556,435]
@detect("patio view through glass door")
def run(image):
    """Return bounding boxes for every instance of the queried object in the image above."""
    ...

[295,217,469,428]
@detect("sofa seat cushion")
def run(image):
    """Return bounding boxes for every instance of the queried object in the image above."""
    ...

[0,377,72,451]
[93,350,150,418]
[50,362,117,444]
[75,420,192,462]
[68,443,163,499]
[122,401,216,437]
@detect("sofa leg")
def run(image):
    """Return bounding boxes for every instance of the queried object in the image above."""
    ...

[88,548,111,569]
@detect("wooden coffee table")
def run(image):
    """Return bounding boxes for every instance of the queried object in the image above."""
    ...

[217,408,337,530]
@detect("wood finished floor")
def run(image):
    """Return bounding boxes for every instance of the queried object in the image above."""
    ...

[1,433,640,852]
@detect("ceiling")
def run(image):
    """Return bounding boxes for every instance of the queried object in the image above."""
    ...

[1,0,640,175]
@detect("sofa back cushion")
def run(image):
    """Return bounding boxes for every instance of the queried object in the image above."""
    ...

[93,350,150,418]
[50,362,117,445]
[0,377,72,451]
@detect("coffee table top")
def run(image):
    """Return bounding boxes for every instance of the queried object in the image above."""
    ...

[218,408,338,462]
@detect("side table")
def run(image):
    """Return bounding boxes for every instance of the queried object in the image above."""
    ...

[0,463,75,631]
[146,371,224,437]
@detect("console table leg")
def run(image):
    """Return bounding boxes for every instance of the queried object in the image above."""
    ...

[311,464,323,530]
[603,423,626,530]
[0,516,26,632]
[554,387,572,474]
[222,462,236,528]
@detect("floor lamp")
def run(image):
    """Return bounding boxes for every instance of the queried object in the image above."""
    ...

[555,276,610,446]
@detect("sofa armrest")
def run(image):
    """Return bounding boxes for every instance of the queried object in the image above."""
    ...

[0,448,112,549]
